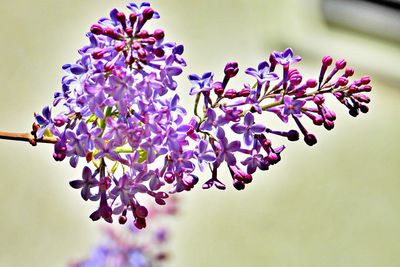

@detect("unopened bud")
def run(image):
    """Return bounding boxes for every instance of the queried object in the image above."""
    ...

[224,62,239,78]
[335,59,347,69]
[224,89,237,99]
[304,133,317,146]
[90,24,104,35]
[153,29,165,40]
[322,55,333,67]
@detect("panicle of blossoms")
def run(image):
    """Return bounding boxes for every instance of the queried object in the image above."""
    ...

[34,2,200,228]
[69,200,177,267]
[189,47,372,191]
[31,1,373,228]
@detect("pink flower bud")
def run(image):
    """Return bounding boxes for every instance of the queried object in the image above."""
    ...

[129,13,137,26]
[344,67,354,77]
[336,77,348,86]
[153,29,165,40]
[306,79,317,88]
[238,87,250,97]
[90,24,104,35]
[143,8,154,20]
[154,48,165,58]
[360,75,371,85]
[224,89,237,99]
[313,94,325,105]
[335,59,347,69]
[322,55,333,67]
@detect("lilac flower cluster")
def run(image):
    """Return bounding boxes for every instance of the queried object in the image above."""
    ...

[69,202,177,267]
[34,2,372,227]
[189,48,372,190]
[35,2,199,228]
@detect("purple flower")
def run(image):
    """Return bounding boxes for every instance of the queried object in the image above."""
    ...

[69,166,99,201]
[161,66,183,90]
[245,61,279,85]
[169,150,195,173]
[231,112,266,146]
[241,150,269,174]
[188,72,214,95]
[215,128,241,166]
[94,138,121,161]
[282,95,306,117]
[199,108,222,135]
[194,140,216,171]
[272,48,301,66]
[35,106,58,138]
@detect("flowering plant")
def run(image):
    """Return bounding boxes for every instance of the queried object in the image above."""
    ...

[0,2,372,229]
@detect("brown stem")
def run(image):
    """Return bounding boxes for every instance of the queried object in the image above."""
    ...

[0,131,57,146]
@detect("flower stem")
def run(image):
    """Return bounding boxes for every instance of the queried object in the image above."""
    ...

[0,131,57,146]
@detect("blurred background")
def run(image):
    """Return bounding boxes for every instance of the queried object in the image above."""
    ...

[0,0,399,266]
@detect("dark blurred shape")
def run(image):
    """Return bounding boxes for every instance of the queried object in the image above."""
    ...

[321,0,400,43]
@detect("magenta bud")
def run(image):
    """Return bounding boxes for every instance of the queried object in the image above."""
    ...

[129,13,137,26]
[336,77,348,86]
[183,175,198,191]
[360,75,371,85]
[124,27,133,37]
[313,94,325,105]
[224,62,239,78]
[233,179,245,190]
[90,24,104,35]
[349,108,359,117]
[324,120,334,130]
[304,133,317,146]
[213,82,224,96]
[153,29,165,40]
[136,30,149,38]
[313,115,324,126]
[154,48,165,58]
[261,138,272,149]
[306,79,317,88]
[355,94,370,103]
[53,153,66,161]
[135,206,149,218]
[325,110,336,121]
[290,75,303,86]
[138,48,147,59]
[116,12,127,28]
[144,37,156,45]
[334,91,345,101]
[132,41,141,50]
[143,8,154,20]
[54,115,67,127]
[335,59,347,69]
[362,85,372,92]
[104,62,115,72]
[359,104,369,113]
[119,215,127,225]
[164,172,174,184]
[134,217,147,229]
[91,49,104,60]
[344,67,354,77]
[114,42,126,52]
[224,89,237,99]
[287,130,300,141]
[242,174,253,184]
[267,153,280,164]
[322,55,333,67]
[104,28,122,40]
[238,87,250,97]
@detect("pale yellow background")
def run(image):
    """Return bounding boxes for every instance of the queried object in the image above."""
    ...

[0,1,399,266]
